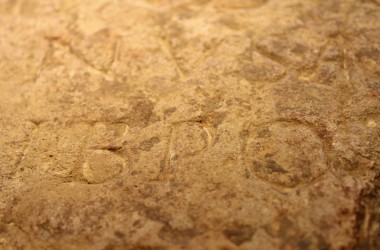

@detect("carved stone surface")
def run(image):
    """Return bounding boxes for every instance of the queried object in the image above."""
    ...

[0,0,379,249]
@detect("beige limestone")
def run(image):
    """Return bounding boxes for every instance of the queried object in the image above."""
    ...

[0,0,379,249]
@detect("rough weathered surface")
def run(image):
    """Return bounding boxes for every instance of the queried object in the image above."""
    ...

[0,0,379,249]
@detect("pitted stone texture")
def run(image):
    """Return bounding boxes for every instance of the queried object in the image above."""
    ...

[83,150,125,184]
[172,122,208,157]
[246,123,327,187]
[333,122,380,171]
[0,0,379,249]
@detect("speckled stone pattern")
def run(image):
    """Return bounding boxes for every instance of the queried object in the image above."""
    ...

[0,0,379,249]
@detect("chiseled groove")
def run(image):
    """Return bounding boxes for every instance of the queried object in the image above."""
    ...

[158,37,186,80]
[157,124,176,181]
